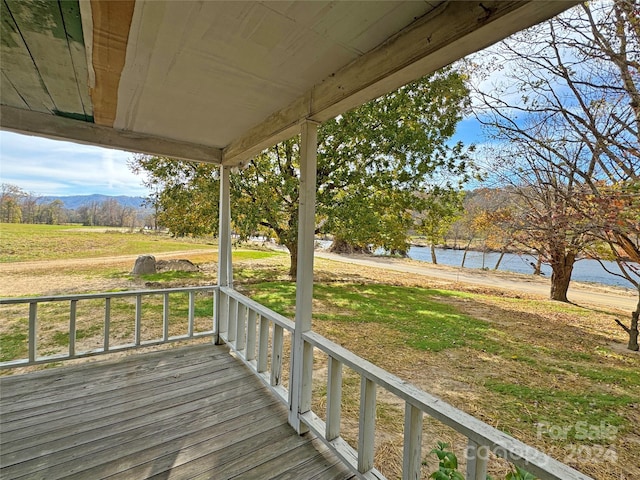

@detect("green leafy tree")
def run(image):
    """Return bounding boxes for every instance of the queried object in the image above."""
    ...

[131,67,476,277]
[417,190,465,264]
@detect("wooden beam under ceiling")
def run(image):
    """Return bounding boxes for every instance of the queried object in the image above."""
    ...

[222,0,579,167]
[0,106,223,164]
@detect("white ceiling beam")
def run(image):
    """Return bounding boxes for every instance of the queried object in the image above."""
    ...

[0,106,223,164]
[222,0,579,167]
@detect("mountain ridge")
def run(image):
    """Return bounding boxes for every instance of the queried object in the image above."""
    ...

[37,194,146,210]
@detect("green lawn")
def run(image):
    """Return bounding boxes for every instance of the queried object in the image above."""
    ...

[0,223,217,262]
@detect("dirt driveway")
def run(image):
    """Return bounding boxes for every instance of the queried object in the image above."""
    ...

[316,251,638,313]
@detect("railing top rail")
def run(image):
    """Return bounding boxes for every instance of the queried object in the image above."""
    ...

[0,285,219,305]
[220,286,295,332]
[303,330,592,480]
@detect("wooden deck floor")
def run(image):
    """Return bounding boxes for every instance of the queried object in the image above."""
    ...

[0,344,355,480]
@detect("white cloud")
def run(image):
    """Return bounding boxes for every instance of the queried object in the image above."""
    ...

[0,131,148,196]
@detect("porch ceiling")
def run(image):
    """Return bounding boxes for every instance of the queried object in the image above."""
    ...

[0,0,578,166]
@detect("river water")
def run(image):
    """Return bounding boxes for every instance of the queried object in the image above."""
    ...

[408,246,636,289]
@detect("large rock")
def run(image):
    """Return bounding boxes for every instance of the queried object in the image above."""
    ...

[156,259,199,272]
[132,255,156,275]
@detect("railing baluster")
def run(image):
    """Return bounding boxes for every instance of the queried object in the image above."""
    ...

[188,291,195,337]
[246,309,257,361]
[466,439,489,480]
[403,403,423,480]
[217,290,229,341]
[326,356,342,441]
[271,324,283,386]
[104,297,111,352]
[236,303,247,352]
[228,296,237,343]
[257,315,269,373]
[28,302,37,364]
[358,376,376,473]
[135,294,142,346]
[163,293,170,341]
[69,300,77,357]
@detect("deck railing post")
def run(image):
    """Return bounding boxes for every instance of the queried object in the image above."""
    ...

[358,376,376,473]
[403,402,423,480]
[466,439,489,480]
[28,302,37,364]
[215,164,232,345]
[289,120,318,433]
[69,299,77,357]
[326,357,342,441]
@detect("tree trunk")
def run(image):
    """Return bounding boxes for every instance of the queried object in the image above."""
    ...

[287,241,298,279]
[494,249,506,270]
[431,244,437,264]
[329,237,370,254]
[461,240,472,268]
[629,308,639,351]
[549,252,575,302]
[615,296,640,351]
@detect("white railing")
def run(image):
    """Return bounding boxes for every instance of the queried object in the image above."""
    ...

[216,286,295,404]
[0,286,216,368]
[218,288,593,480]
[2,285,593,480]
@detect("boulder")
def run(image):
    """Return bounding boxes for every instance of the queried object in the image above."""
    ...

[132,255,156,275]
[156,259,199,273]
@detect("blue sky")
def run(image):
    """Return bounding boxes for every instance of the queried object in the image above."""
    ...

[0,117,485,198]
[0,131,149,197]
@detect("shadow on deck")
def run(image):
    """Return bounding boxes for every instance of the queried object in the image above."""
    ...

[0,343,355,480]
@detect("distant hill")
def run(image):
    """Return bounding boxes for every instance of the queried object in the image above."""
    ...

[37,194,147,210]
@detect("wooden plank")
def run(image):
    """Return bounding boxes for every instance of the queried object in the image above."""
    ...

[222,1,579,166]
[229,437,330,480]
[326,357,343,441]
[1,383,277,473]
[0,353,239,424]
[0,344,225,402]
[59,0,93,118]
[0,105,224,163]
[290,120,318,431]
[0,1,55,113]
[358,377,376,473]
[90,422,295,480]
[0,343,353,480]
[28,301,37,363]
[402,403,423,480]
[271,323,284,386]
[7,0,86,117]
[4,392,280,479]
[246,308,257,361]
[0,71,28,108]
[1,366,252,442]
[186,426,311,480]
[89,0,135,125]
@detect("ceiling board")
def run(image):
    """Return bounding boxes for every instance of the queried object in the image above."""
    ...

[7,0,89,119]
[0,1,56,113]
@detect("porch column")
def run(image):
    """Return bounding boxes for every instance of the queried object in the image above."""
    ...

[289,120,318,433]
[215,164,232,344]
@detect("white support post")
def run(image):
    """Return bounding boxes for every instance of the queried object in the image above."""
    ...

[358,377,377,473]
[215,164,232,345]
[403,403,423,480]
[466,439,489,480]
[326,356,343,441]
[289,120,318,433]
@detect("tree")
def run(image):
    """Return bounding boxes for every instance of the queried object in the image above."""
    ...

[0,183,24,223]
[132,68,476,277]
[416,190,464,264]
[130,155,220,237]
[470,0,639,344]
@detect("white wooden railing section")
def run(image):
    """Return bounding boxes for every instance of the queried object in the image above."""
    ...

[0,286,216,368]
[1,286,592,480]
[216,287,592,480]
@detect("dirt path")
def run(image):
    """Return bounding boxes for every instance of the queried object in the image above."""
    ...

[316,251,638,313]
[2,247,636,313]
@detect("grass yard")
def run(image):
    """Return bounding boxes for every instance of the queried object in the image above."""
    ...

[0,223,218,262]
[0,225,637,479]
